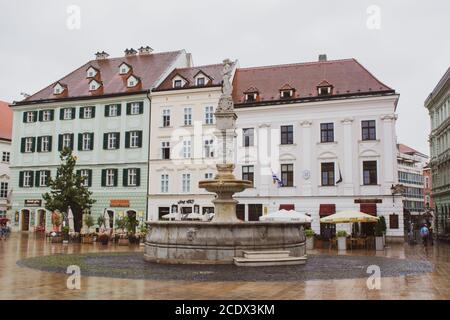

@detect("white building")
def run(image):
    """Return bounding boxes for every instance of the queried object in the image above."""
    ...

[0,100,12,219]
[148,56,404,240]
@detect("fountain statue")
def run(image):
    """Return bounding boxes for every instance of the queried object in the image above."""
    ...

[144,59,307,265]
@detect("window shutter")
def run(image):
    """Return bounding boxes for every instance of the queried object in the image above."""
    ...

[78,133,83,150]
[101,169,106,187]
[116,133,120,149]
[59,109,64,120]
[88,170,92,187]
[46,170,51,186]
[29,171,34,187]
[36,137,42,152]
[58,135,63,151]
[113,169,118,186]
[123,169,128,186]
[137,131,143,147]
[49,110,54,121]
[31,137,36,152]
[79,107,84,119]
[35,171,40,187]
[71,108,76,119]
[20,138,26,153]
[19,171,24,187]
[117,104,122,116]
[126,103,131,115]
[139,102,144,114]
[104,105,110,117]
[33,111,38,122]
[70,134,74,150]
[125,132,130,148]
[90,133,94,150]
[91,106,96,118]
[48,136,52,152]
[136,168,141,186]
[38,110,43,121]
[76,169,81,176]
[103,133,108,149]
[23,112,27,123]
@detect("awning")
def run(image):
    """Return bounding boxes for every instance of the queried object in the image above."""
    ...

[360,203,377,216]
[279,204,295,210]
[319,204,336,216]
[320,210,379,224]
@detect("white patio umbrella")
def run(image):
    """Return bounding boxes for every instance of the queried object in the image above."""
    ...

[161,212,179,220]
[67,206,75,233]
[186,212,204,220]
[103,209,110,232]
[259,209,313,223]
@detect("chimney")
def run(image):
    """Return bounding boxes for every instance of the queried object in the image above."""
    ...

[138,46,154,55]
[95,51,109,60]
[318,54,327,62]
[124,48,138,56]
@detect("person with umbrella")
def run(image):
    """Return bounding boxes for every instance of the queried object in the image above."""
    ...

[0,217,10,240]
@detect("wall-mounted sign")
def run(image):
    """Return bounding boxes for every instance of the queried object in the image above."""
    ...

[178,200,194,205]
[354,199,382,204]
[110,199,130,207]
[24,199,42,207]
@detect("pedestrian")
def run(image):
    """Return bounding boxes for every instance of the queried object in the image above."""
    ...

[419,224,429,247]
[428,223,434,246]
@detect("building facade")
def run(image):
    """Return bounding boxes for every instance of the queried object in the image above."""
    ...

[423,165,433,210]
[397,143,428,228]
[426,67,450,238]
[0,100,12,218]
[148,56,404,240]
[9,48,191,232]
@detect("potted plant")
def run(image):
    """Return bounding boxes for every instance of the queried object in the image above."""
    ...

[125,215,140,244]
[115,216,126,234]
[82,214,95,244]
[336,230,347,251]
[61,226,70,244]
[305,229,315,250]
[97,216,106,231]
[314,234,323,249]
[97,232,109,245]
[138,224,148,245]
[118,233,129,246]
[375,219,384,251]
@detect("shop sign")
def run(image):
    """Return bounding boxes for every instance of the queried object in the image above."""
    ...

[110,199,130,207]
[178,200,194,204]
[24,199,42,207]
[354,199,382,204]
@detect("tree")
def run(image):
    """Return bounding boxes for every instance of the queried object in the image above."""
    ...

[42,147,96,232]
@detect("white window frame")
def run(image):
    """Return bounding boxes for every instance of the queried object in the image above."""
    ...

[182,173,191,193]
[182,139,191,158]
[25,137,33,153]
[42,110,51,121]
[204,172,213,180]
[23,171,32,187]
[197,77,205,86]
[161,174,169,193]
[106,169,115,187]
[83,107,93,119]
[130,131,139,148]
[108,133,117,150]
[80,169,89,187]
[2,151,10,163]
[26,112,35,123]
[82,133,91,151]
[62,134,71,149]
[63,108,72,120]
[39,171,48,187]
[204,106,214,125]
[162,109,171,127]
[204,138,214,158]
[128,168,137,186]
[184,107,192,126]
[0,182,8,198]
[41,136,50,152]
[161,141,170,160]
[130,102,140,115]
[173,79,182,88]
[109,105,118,117]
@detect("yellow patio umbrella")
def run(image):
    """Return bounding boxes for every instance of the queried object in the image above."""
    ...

[320,210,379,224]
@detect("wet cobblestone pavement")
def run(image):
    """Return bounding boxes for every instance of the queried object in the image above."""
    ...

[1,233,450,299]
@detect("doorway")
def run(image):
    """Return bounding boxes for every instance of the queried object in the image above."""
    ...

[106,209,114,229]
[37,209,46,231]
[21,209,30,231]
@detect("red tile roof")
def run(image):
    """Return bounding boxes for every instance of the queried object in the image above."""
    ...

[155,63,224,91]
[0,100,12,141]
[16,50,185,105]
[398,143,427,157]
[232,58,394,105]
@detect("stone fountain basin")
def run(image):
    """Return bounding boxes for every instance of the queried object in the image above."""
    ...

[198,179,253,193]
[144,221,307,264]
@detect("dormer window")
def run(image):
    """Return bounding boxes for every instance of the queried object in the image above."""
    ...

[174,80,182,88]
[197,77,205,86]
[89,80,101,91]
[119,62,131,75]
[280,90,293,99]
[317,80,333,96]
[127,75,139,88]
[244,87,259,102]
[86,66,98,78]
[53,83,66,95]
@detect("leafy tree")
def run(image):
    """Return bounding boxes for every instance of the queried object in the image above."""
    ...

[42,147,95,232]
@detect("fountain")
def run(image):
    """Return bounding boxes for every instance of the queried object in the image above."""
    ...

[144,59,307,265]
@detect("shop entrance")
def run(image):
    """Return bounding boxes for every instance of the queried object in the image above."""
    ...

[21,209,30,231]
[37,209,46,231]
[106,210,114,229]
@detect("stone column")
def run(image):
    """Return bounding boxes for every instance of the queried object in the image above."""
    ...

[341,117,354,195]
[381,114,397,193]
[300,120,312,196]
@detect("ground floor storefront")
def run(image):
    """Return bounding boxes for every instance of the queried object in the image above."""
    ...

[433,192,450,240]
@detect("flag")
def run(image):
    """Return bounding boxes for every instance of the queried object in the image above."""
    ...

[272,171,284,187]
[336,163,343,184]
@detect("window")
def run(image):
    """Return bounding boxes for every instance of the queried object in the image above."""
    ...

[161,141,170,159]
[38,136,51,152]
[204,173,213,179]
[162,109,171,127]
[389,214,399,229]
[242,166,254,185]
[321,162,335,186]
[89,81,100,91]
[127,76,138,87]
[60,134,73,150]
[281,125,294,145]
[41,110,52,122]
[82,106,93,119]
[362,120,376,141]
[281,164,294,187]
[79,169,91,187]
[182,173,191,193]
[0,182,8,198]
[184,107,192,126]
[105,133,119,150]
[280,90,292,99]
[318,86,331,96]
[108,105,118,117]
[25,111,36,123]
[129,131,140,148]
[174,80,182,88]
[129,102,142,115]
[320,123,334,143]
[24,137,34,153]
[105,169,116,187]
[243,128,254,147]
[363,161,377,185]
[161,174,169,193]
[81,133,92,151]
[204,106,214,124]
[245,93,256,102]
[127,168,138,186]
[63,108,73,120]
[23,171,33,188]
[197,77,205,86]
[183,139,191,158]
[204,139,214,158]
[38,170,49,187]
[2,152,10,163]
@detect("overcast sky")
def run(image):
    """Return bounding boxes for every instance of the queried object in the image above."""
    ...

[0,0,448,155]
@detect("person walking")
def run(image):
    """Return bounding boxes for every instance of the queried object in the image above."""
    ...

[428,223,434,246]
[420,224,429,247]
